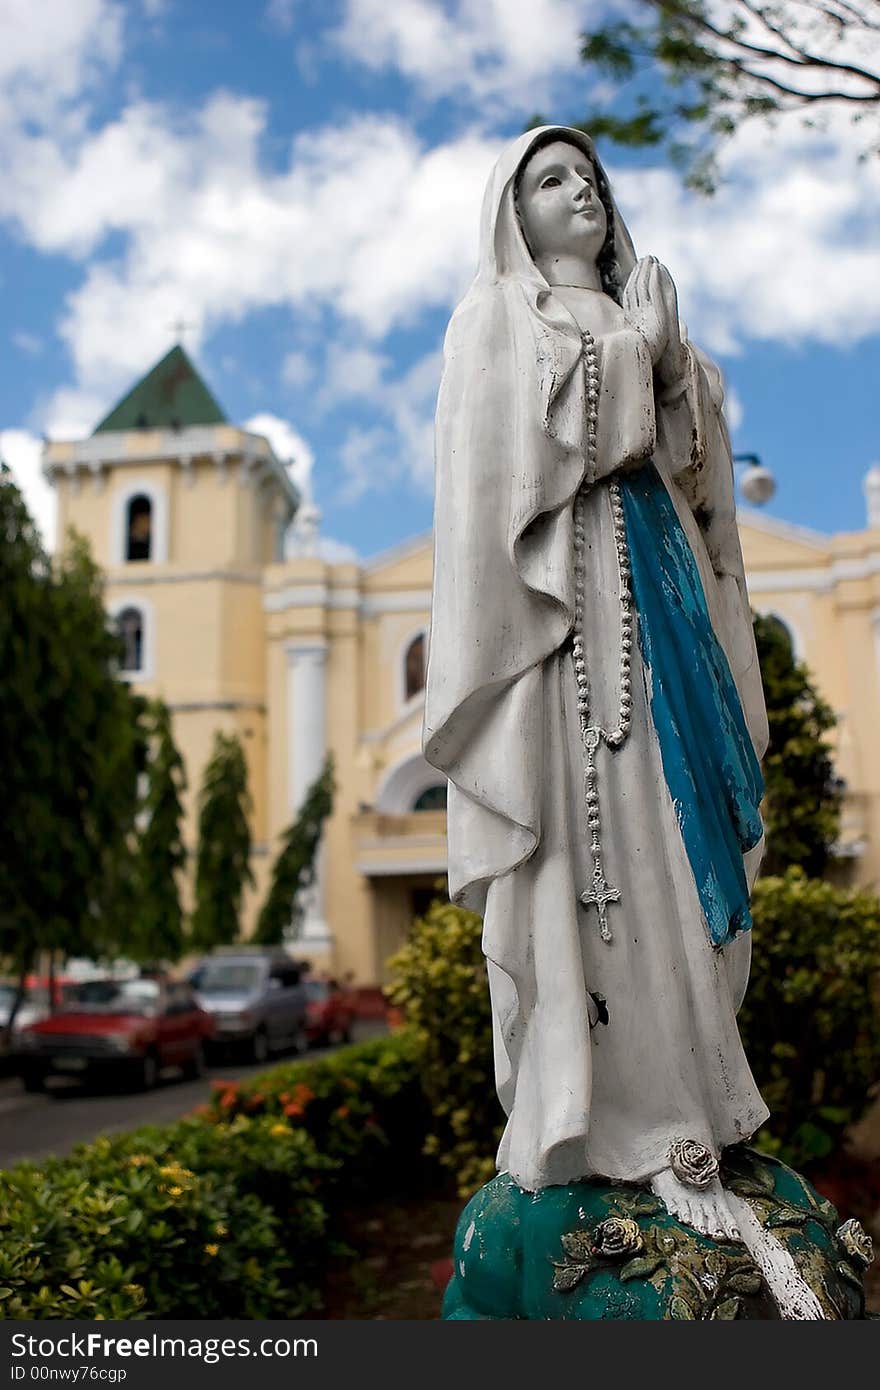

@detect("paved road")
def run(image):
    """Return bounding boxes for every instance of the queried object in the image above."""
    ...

[0,1020,386,1169]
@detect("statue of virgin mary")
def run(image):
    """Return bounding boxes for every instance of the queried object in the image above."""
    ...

[423,127,772,1242]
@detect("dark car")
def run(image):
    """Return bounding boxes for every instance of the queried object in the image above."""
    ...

[193,948,308,1062]
[304,978,355,1047]
[15,978,213,1092]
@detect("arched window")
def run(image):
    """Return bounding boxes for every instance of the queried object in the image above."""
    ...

[404,632,426,701]
[126,494,153,562]
[117,607,144,673]
[413,784,447,812]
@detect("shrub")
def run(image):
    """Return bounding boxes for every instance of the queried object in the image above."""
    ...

[386,899,499,1196]
[0,1117,329,1320]
[203,1030,431,1192]
[740,869,880,1168]
[0,1032,425,1320]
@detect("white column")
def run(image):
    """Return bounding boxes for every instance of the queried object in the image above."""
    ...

[285,639,332,952]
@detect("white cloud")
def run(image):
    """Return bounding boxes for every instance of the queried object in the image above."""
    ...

[245,411,315,495]
[0,97,499,426]
[245,410,359,562]
[337,349,442,501]
[281,350,315,388]
[0,0,122,119]
[333,0,585,110]
[318,344,390,409]
[1,428,55,549]
[339,425,394,504]
[311,535,359,563]
[44,387,107,441]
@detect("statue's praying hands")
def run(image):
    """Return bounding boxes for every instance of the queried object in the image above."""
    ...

[622,255,688,387]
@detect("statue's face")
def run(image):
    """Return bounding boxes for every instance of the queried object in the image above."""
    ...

[516,140,607,266]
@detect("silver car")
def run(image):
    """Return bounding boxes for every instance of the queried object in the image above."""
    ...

[193,949,308,1063]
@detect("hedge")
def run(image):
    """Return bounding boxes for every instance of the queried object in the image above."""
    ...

[0,1032,429,1320]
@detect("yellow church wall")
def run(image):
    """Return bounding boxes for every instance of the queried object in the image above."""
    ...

[738,515,830,572]
[362,535,432,593]
[218,581,266,701]
[171,463,242,568]
[54,476,113,564]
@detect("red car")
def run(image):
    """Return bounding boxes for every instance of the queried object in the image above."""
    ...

[304,978,355,1047]
[16,977,214,1092]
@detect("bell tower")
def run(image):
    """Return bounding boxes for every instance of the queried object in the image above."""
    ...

[42,345,300,915]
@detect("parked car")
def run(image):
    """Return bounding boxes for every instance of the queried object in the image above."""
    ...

[193,948,307,1062]
[15,977,213,1092]
[304,978,355,1047]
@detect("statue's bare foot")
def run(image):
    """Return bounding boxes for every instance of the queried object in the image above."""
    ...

[650,1169,741,1241]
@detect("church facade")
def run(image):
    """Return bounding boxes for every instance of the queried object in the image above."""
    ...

[43,348,880,983]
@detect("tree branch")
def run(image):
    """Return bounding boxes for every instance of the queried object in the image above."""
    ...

[720,48,880,100]
[648,0,880,91]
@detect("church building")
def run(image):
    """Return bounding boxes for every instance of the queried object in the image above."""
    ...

[43,347,880,983]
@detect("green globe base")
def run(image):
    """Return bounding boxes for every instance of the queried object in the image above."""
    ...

[442,1146,873,1320]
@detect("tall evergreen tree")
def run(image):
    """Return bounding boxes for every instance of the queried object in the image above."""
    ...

[753,612,842,876]
[132,699,187,964]
[190,731,253,950]
[0,466,141,989]
[254,755,335,945]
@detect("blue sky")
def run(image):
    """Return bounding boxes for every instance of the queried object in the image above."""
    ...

[1,0,878,558]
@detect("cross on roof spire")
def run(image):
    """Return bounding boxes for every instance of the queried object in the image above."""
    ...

[167,318,197,344]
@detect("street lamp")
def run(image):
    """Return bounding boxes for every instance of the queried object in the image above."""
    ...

[733,453,776,507]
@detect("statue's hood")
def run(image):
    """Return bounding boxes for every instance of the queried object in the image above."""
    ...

[472,126,638,290]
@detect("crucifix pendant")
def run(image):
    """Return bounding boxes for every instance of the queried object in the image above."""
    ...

[579,725,619,943]
[581,859,620,943]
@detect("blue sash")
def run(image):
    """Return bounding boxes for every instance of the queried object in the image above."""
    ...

[620,464,764,946]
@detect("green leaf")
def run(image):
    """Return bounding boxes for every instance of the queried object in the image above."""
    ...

[766,1209,809,1230]
[726,1270,764,1296]
[561,1231,594,1262]
[552,1262,588,1293]
[619,1255,664,1282]
[741,1159,776,1194]
[712,1297,741,1320]
[670,1294,696,1319]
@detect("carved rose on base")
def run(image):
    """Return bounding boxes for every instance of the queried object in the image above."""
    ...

[836,1219,874,1268]
[669,1139,719,1190]
[592,1217,643,1258]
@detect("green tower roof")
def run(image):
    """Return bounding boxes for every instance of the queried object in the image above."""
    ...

[92,345,228,434]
